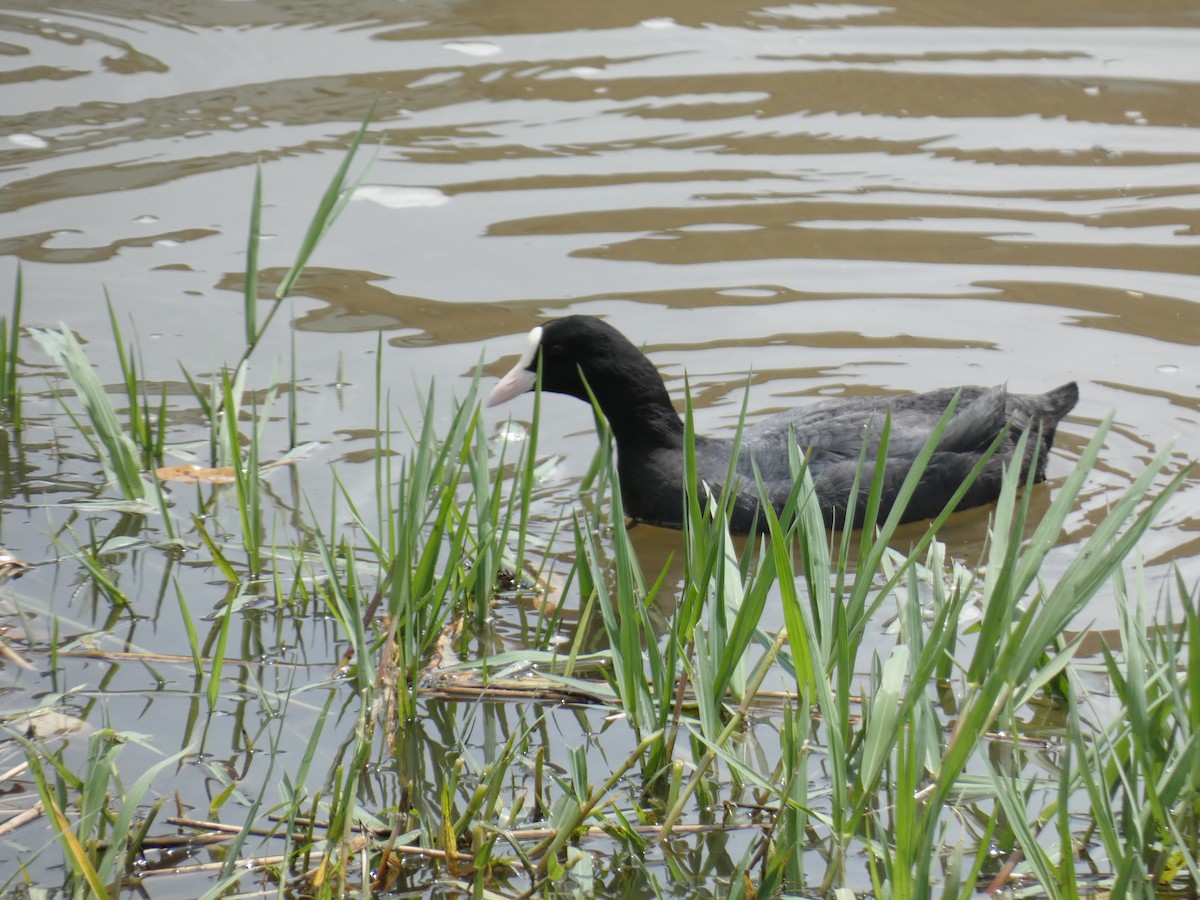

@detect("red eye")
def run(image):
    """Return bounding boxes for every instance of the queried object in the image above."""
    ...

[547,344,564,357]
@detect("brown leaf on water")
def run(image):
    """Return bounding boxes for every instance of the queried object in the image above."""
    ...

[154,464,237,484]
[497,563,563,614]
[426,619,464,672]
[528,569,565,614]
[6,708,91,740]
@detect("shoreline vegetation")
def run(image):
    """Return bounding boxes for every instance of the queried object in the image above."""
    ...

[1,131,1196,899]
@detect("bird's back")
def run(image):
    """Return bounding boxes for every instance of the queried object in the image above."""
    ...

[697,382,1078,531]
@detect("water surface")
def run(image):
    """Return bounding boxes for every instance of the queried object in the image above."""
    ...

[1,0,1198,893]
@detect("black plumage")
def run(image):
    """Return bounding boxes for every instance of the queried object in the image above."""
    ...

[487,315,1078,534]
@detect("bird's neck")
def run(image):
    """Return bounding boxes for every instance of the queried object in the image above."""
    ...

[592,361,684,452]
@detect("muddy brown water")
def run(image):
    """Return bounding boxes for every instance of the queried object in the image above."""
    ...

[1,0,1198,894]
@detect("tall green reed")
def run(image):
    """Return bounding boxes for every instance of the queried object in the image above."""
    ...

[235,105,376,378]
[5,726,193,898]
[32,325,149,502]
[1,266,23,424]
[1059,564,1200,895]
[106,297,167,470]
[756,417,1187,897]
[323,363,541,711]
[557,369,1189,896]
[319,383,462,700]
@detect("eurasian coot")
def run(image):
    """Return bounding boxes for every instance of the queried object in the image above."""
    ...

[487,315,1078,533]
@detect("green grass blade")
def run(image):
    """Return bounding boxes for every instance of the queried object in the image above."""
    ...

[244,162,263,346]
[32,325,147,500]
[1,265,23,425]
[276,102,377,300]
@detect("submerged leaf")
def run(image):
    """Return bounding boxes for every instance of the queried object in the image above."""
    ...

[61,497,159,515]
[6,708,91,740]
[0,551,32,583]
[265,440,321,467]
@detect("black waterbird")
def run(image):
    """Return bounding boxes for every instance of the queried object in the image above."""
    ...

[487,315,1078,534]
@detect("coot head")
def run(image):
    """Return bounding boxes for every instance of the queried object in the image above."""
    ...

[487,315,683,447]
[487,315,657,406]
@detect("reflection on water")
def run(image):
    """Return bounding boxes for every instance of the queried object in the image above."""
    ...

[1,0,1198,890]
